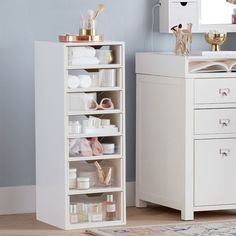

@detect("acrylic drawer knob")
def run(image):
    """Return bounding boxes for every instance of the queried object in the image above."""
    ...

[219,119,231,127]
[219,148,230,157]
[219,88,230,97]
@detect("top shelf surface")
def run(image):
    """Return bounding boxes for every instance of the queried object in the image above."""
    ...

[36,40,124,47]
[64,40,124,47]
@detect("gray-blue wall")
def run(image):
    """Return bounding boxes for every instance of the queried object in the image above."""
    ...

[0,0,236,187]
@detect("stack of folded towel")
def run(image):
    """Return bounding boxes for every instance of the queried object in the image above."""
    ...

[68,47,99,66]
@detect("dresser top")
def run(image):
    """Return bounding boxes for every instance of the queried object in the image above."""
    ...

[136,52,236,78]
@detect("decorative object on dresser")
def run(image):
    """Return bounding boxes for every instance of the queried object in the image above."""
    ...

[35,41,126,229]
[205,31,227,51]
[136,52,236,220]
[171,23,192,55]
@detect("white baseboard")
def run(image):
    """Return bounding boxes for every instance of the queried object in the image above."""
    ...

[0,185,36,215]
[0,182,135,215]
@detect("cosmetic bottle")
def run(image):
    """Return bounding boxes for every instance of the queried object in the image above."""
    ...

[105,194,116,221]
[77,203,88,223]
[233,9,236,24]
[70,204,78,224]
[69,168,77,189]
[89,203,103,222]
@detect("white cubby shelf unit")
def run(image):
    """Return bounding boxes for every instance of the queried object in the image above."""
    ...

[35,41,126,230]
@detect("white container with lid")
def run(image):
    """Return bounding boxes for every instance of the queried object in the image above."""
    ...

[69,121,82,134]
[77,177,90,189]
[79,171,97,187]
[99,69,116,87]
[102,143,115,154]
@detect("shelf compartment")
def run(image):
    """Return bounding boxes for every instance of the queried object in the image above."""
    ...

[69,159,122,192]
[69,154,123,162]
[69,192,123,226]
[68,114,123,137]
[69,136,123,160]
[67,91,123,113]
[68,45,123,68]
[67,68,123,90]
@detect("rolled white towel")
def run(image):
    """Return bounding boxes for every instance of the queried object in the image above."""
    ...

[68,75,80,89]
[68,47,96,58]
[78,75,92,88]
[69,57,99,66]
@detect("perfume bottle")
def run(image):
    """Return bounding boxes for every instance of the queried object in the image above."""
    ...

[105,194,116,221]
[70,204,78,224]
[77,203,88,223]
[89,203,103,222]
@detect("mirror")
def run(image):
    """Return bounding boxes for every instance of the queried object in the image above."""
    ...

[201,0,235,25]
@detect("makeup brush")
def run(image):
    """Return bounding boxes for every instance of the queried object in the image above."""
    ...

[93,4,105,20]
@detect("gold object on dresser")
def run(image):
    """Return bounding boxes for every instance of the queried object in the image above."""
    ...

[204,32,227,51]
[58,34,104,42]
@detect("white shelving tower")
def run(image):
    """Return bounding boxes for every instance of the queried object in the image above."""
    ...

[35,41,126,230]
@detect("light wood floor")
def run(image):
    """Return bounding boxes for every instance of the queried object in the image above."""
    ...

[1,206,236,236]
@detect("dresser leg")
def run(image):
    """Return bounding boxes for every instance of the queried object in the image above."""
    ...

[181,209,194,221]
[136,199,147,208]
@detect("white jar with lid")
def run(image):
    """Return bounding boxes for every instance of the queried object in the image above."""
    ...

[79,171,97,187]
[77,177,90,189]
[69,121,81,134]
[102,143,115,154]
[69,168,77,189]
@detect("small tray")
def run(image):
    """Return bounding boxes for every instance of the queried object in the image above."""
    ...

[58,34,104,43]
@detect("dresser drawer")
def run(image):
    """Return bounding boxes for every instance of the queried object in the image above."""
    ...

[195,78,236,104]
[195,139,236,206]
[195,108,236,135]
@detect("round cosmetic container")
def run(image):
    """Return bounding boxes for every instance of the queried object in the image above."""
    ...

[77,177,90,189]
[102,143,115,154]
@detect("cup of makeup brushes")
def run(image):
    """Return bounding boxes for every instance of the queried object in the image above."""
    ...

[80,19,97,36]
[79,5,104,37]
[86,19,97,36]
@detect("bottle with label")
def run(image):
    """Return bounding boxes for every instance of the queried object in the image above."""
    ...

[89,203,103,222]
[70,204,78,224]
[69,168,77,189]
[233,9,236,24]
[105,194,116,221]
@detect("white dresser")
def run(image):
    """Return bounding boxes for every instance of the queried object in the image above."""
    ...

[136,53,236,220]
